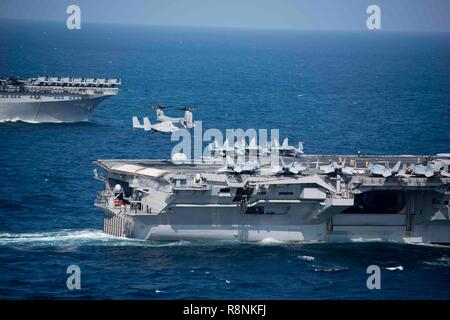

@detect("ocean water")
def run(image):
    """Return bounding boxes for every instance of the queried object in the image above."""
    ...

[0,20,449,299]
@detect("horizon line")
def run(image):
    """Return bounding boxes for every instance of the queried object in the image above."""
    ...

[1,17,450,34]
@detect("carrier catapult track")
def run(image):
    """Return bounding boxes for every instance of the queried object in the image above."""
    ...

[94,154,450,244]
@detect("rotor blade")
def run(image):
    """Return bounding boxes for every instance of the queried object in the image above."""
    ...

[179,106,197,111]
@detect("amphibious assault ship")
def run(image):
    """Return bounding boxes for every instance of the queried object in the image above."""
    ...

[0,76,120,122]
[94,146,450,244]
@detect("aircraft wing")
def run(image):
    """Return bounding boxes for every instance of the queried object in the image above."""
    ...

[158,115,183,123]
[382,170,392,178]
[342,167,355,175]
[425,170,435,178]
[152,121,178,134]
[320,165,334,174]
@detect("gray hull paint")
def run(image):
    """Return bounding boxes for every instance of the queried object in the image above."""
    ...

[0,95,109,123]
[102,207,450,243]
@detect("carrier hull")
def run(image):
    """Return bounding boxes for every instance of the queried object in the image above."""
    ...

[100,209,450,244]
[0,94,110,123]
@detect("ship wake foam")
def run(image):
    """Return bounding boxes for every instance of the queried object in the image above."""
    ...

[0,229,113,245]
[0,229,200,247]
[0,118,40,124]
[256,237,287,245]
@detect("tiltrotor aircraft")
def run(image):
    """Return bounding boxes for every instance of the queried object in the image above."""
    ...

[132,105,195,134]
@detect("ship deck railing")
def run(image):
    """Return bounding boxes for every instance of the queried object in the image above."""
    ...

[118,204,161,216]
[95,197,161,216]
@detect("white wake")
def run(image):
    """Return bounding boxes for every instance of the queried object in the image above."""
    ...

[0,118,40,124]
[0,229,113,245]
[0,229,197,247]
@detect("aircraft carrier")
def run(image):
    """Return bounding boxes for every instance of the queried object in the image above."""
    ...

[94,150,450,244]
[0,76,120,123]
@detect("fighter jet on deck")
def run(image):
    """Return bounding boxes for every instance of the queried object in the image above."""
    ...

[410,161,442,178]
[367,161,402,177]
[246,137,270,156]
[271,157,308,175]
[208,138,236,157]
[217,156,260,174]
[234,137,247,157]
[270,138,304,156]
[319,160,356,176]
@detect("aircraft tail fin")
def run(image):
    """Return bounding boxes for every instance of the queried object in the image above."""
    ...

[223,138,230,149]
[156,108,164,121]
[271,138,280,149]
[143,117,152,131]
[282,138,289,148]
[184,110,193,127]
[132,117,143,129]
[280,156,286,167]
[249,137,257,149]
[392,161,402,173]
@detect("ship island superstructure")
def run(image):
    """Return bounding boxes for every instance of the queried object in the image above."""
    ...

[0,76,120,122]
[94,153,450,244]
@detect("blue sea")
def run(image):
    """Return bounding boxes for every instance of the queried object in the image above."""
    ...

[0,20,449,299]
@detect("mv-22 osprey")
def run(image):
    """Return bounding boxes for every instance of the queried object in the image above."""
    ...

[132,105,195,134]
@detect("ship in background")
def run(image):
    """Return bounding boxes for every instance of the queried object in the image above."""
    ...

[0,76,120,123]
